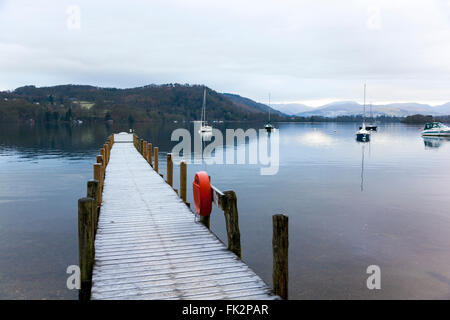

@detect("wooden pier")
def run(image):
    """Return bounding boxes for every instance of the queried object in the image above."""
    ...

[78,132,287,300]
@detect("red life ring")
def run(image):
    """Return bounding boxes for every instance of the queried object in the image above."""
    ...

[192,171,212,216]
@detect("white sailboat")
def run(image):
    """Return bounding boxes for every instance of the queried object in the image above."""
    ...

[199,88,212,133]
[356,84,371,142]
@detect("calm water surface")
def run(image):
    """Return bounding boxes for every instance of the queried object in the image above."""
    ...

[1,122,450,299]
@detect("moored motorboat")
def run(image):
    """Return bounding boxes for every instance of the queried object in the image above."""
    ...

[421,122,450,136]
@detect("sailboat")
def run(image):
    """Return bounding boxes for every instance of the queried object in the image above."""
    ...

[264,93,274,132]
[356,84,371,142]
[363,103,377,131]
[199,88,212,133]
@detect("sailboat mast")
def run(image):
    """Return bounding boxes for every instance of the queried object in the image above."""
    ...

[269,93,271,122]
[202,88,206,124]
[363,83,366,124]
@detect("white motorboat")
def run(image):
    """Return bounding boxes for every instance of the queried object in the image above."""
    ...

[421,122,450,136]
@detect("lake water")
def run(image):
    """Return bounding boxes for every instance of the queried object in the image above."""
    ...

[1,121,450,299]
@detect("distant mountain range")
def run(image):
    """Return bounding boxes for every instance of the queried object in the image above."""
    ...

[272,101,450,117]
[270,103,313,115]
[0,84,286,123]
[221,93,284,116]
[2,83,449,123]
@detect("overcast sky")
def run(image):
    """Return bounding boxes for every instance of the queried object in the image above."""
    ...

[1,0,450,106]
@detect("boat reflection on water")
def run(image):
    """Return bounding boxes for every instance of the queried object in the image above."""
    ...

[423,136,450,149]
[360,143,366,192]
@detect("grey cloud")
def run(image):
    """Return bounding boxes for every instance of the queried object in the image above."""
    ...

[0,0,449,104]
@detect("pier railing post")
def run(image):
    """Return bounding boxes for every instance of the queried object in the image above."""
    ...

[87,180,99,235]
[272,214,289,300]
[143,141,148,160]
[78,197,95,300]
[180,161,187,203]
[96,155,103,169]
[140,139,143,154]
[107,141,111,163]
[223,190,241,259]
[100,149,105,167]
[148,143,153,167]
[103,144,109,166]
[166,153,173,187]
[93,164,103,207]
[154,147,159,173]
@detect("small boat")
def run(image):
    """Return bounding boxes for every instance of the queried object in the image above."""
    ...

[360,124,377,131]
[265,93,275,132]
[356,123,371,142]
[421,122,450,136]
[356,84,371,142]
[264,123,274,132]
[360,104,377,131]
[199,88,212,133]
[364,124,377,131]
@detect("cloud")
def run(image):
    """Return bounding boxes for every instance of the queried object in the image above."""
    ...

[0,0,450,104]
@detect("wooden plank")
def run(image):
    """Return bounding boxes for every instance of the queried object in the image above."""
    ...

[90,133,275,300]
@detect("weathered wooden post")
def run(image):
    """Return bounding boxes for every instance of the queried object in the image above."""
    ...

[96,155,104,183]
[143,141,148,160]
[223,191,241,259]
[180,161,187,203]
[272,214,289,300]
[166,153,173,187]
[148,143,153,166]
[107,141,112,163]
[140,139,143,154]
[100,149,105,168]
[154,147,159,173]
[87,180,99,235]
[93,163,103,206]
[96,155,103,169]
[200,213,210,230]
[103,144,109,165]
[78,197,95,300]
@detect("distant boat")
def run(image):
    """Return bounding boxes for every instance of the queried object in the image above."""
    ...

[360,103,377,131]
[199,88,212,133]
[356,123,370,142]
[356,84,371,142]
[265,93,274,132]
[421,122,450,136]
